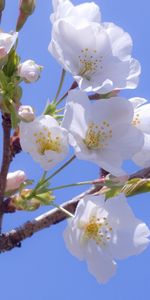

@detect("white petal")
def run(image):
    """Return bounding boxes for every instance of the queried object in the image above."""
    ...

[90,97,134,125]
[134,103,150,134]
[129,97,148,109]
[133,133,150,167]
[72,2,101,23]
[109,124,144,159]
[63,219,85,260]
[62,90,90,138]
[105,194,150,259]
[103,22,132,60]
[85,242,116,284]
[126,58,141,89]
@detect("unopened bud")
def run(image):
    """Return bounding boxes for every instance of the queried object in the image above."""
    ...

[16,0,36,31]
[6,170,27,191]
[19,0,35,14]
[18,105,35,122]
[12,189,40,211]
[17,60,43,82]
[11,189,55,211]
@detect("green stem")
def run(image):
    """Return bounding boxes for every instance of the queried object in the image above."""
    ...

[55,93,67,107]
[50,180,96,191]
[43,155,76,184]
[52,203,74,218]
[55,81,78,107]
[53,69,66,103]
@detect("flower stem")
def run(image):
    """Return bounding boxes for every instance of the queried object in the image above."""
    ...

[52,203,74,218]
[43,155,76,183]
[53,69,66,103]
[50,180,96,191]
[55,81,78,107]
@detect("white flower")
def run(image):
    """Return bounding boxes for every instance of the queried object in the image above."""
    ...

[130,97,150,167]
[51,0,101,25]
[64,193,150,284]
[0,31,18,59]
[49,21,140,94]
[20,115,69,170]
[6,170,27,191]
[52,0,68,11]
[18,105,35,122]
[17,60,43,83]
[62,90,144,176]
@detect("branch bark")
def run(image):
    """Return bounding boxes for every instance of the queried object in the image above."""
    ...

[0,166,150,253]
[0,114,12,231]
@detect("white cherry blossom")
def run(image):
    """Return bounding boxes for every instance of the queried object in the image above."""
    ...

[49,21,140,94]
[17,60,43,83]
[64,193,150,284]
[62,90,144,176]
[6,170,27,192]
[130,97,150,167]
[20,115,69,170]
[0,31,18,59]
[51,0,101,25]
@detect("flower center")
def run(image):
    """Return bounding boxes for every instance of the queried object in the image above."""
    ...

[84,121,112,150]
[132,113,140,126]
[34,127,61,155]
[79,216,113,246]
[78,48,102,80]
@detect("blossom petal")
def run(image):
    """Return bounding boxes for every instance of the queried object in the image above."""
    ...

[85,241,116,284]
[133,133,150,167]
[105,194,150,259]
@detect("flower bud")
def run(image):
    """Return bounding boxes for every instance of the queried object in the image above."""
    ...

[16,0,36,31]
[19,0,35,15]
[17,60,43,82]
[18,105,35,122]
[11,189,40,211]
[0,31,18,59]
[11,189,55,211]
[6,170,27,191]
[0,0,5,21]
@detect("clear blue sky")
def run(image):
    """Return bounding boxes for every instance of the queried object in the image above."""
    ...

[1,1,150,299]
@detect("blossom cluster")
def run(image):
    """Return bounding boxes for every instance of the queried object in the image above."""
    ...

[19,0,150,177]
[0,0,149,284]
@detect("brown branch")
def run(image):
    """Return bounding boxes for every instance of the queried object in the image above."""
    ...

[0,166,150,253]
[129,167,150,179]
[0,113,12,231]
[0,187,94,253]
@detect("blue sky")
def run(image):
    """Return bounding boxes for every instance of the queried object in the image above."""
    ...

[0,1,150,299]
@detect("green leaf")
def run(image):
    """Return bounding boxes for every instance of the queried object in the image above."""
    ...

[3,50,20,77]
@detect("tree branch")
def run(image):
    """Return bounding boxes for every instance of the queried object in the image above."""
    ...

[0,166,150,253]
[0,114,12,231]
[0,187,93,253]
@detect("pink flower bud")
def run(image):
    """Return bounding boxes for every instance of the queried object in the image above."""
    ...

[18,105,35,122]
[6,170,27,191]
[17,60,43,82]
